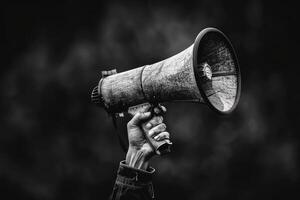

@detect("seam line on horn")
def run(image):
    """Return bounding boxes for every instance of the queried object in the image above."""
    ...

[140,65,147,101]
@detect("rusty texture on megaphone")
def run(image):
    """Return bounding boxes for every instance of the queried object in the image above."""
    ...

[142,45,202,102]
[100,44,203,113]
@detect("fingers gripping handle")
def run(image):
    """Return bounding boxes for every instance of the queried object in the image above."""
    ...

[141,121,172,155]
[128,103,172,155]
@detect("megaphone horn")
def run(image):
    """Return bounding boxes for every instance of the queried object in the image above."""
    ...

[92,27,241,115]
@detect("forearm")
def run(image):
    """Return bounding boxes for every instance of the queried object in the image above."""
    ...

[126,147,150,170]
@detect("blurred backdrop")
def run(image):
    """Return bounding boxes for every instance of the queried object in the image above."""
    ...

[2,0,299,199]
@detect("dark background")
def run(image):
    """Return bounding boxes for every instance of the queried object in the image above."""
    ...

[2,0,299,199]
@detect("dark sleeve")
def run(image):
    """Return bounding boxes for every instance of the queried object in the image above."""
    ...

[110,160,156,200]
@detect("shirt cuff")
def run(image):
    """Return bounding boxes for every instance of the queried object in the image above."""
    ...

[116,160,155,186]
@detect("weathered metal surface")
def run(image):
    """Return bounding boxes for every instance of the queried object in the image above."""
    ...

[100,45,203,113]
[142,45,202,103]
[95,27,240,114]
[101,67,145,112]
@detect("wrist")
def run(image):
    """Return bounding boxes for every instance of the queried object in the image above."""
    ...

[126,147,150,170]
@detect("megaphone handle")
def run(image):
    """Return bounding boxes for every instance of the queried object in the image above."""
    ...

[128,103,172,155]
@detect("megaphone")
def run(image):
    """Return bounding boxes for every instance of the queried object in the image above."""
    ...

[91,27,241,154]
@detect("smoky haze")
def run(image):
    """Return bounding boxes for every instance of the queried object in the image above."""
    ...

[1,1,299,200]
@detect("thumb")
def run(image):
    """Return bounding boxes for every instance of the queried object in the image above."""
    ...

[128,112,151,127]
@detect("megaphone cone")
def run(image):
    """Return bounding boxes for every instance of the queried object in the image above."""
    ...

[92,27,241,114]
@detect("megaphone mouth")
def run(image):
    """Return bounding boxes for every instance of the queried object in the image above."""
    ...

[193,28,241,114]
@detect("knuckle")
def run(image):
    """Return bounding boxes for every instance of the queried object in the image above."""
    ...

[155,117,161,123]
[145,122,152,129]
[151,116,157,122]
[150,117,160,125]
[159,116,163,122]
[148,120,155,127]
[148,130,153,136]
[160,123,166,129]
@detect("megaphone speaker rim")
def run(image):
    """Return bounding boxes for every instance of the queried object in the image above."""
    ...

[193,27,241,114]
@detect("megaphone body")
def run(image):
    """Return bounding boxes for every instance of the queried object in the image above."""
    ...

[91,28,241,154]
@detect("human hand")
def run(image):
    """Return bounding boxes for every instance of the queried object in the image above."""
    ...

[126,105,170,170]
